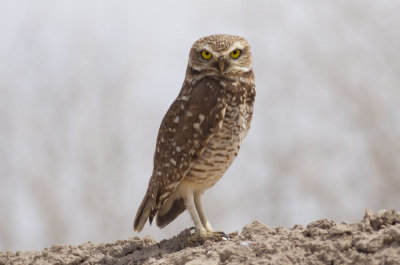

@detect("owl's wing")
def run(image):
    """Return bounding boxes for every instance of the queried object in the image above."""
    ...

[153,78,227,206]
[133,78,226,231]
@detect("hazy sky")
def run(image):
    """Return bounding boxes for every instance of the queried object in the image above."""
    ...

[1,0,399,251]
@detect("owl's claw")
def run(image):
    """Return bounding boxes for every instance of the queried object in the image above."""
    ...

[212,231,230,240]
[186,230,229,246]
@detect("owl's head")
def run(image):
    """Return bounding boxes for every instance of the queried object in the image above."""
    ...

[187,34,252,78]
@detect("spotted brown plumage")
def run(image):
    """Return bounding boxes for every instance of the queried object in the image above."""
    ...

[134,34,255,243]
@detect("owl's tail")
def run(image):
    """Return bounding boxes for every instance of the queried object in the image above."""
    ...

[156,197,186,228]
[133,187,157,232]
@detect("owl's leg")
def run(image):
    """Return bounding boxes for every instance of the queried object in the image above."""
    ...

[194,192,213,232]
[186,192,207,236]
[186,192,229,245]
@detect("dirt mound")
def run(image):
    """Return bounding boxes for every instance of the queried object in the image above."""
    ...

[1,209,399,265]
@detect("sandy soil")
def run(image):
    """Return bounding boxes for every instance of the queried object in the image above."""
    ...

[1,209,399,265]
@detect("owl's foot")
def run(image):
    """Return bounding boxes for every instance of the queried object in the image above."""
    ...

[186,230,229,246]
[210,231,230,241]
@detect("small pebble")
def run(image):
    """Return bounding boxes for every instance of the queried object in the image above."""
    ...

[239,241,253,247]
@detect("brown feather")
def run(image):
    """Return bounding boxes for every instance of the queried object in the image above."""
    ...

[133,78,226,230]
[156,198,185,228]
[133,180,158,231]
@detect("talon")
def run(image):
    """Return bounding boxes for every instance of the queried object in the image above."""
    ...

[185,230,230,246]
[212,231,230,241]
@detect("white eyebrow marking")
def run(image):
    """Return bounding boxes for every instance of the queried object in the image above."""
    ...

[229,42,246,51]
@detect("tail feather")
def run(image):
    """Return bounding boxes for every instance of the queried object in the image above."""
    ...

[133,190,156,232]
[156,198,186,228]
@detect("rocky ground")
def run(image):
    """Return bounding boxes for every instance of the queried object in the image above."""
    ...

[1,209,399,265]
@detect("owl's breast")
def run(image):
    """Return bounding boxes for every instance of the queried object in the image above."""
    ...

[183,81,253,190]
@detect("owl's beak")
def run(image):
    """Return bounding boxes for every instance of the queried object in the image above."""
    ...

[217,57,228,73]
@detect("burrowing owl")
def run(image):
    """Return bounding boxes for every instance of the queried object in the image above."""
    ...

[134,34,255,242]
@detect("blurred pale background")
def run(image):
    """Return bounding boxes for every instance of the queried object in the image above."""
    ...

[1,0,399,251]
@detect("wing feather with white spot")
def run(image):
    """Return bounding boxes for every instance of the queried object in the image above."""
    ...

[147,78,227,223]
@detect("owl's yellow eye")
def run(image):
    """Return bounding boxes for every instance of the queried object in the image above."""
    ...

[230,49,241,59]
[201,50,212,60]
